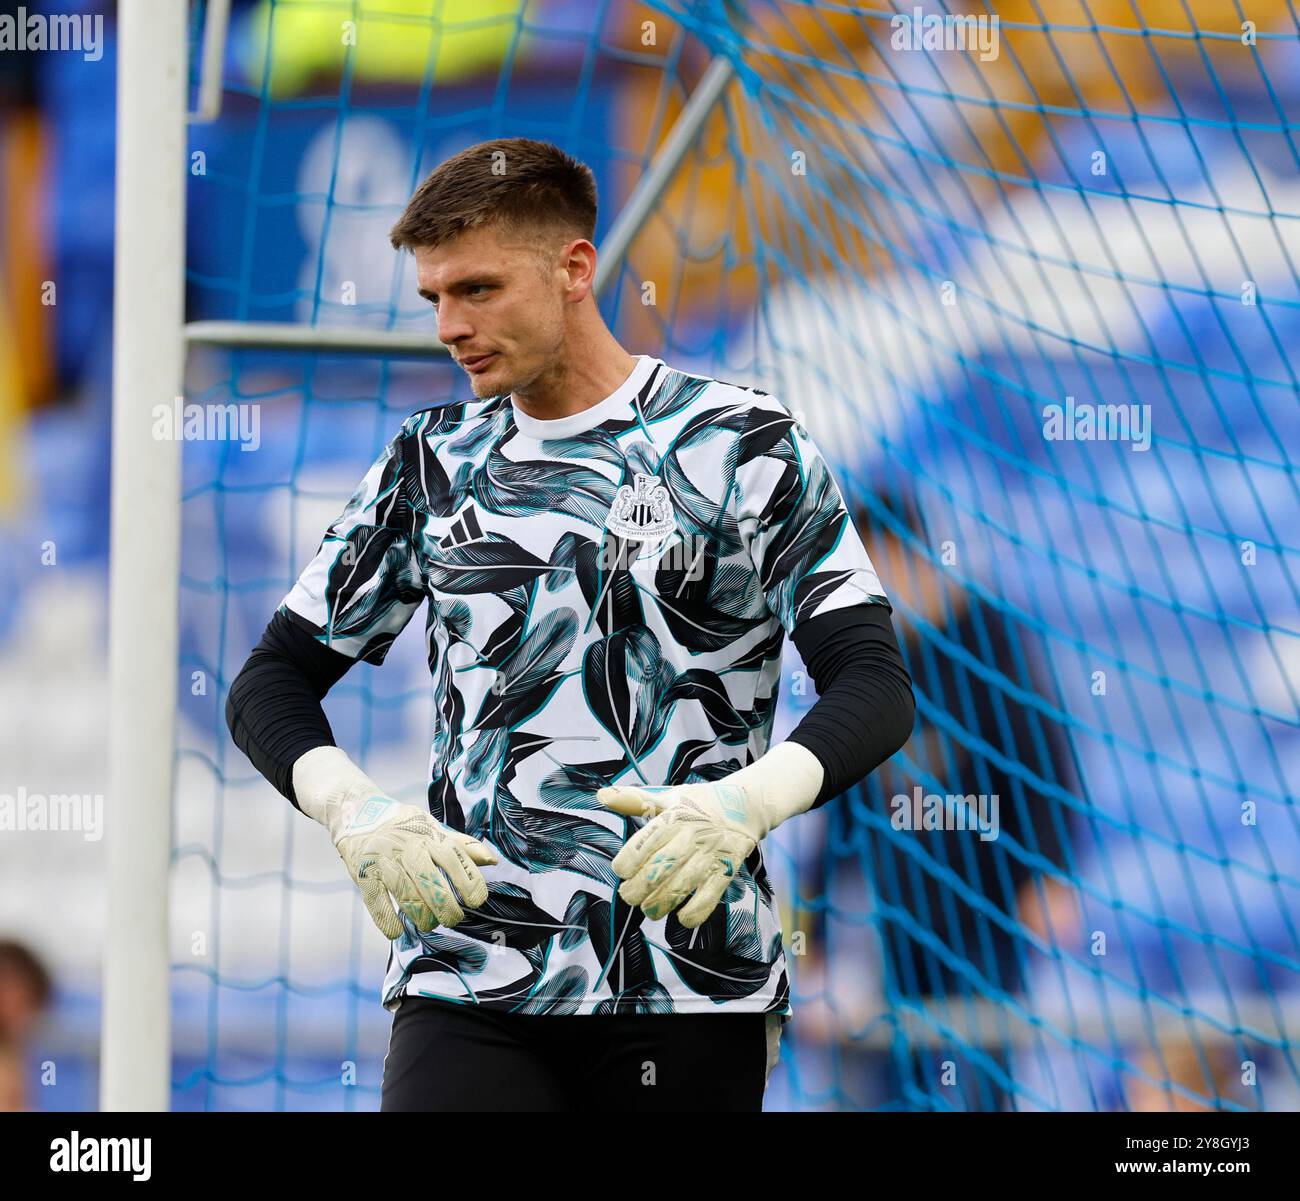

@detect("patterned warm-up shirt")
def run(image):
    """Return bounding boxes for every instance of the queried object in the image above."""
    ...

[281,354,887,1016]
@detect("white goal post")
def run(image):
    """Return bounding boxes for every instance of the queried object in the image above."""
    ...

[102,0,187,1112]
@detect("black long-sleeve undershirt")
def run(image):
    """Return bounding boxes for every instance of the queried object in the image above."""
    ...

[226,602,915,813]
[788,602,915,808]
[225,608,352,810]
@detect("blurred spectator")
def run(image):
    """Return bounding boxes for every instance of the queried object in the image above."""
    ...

[0,938,52,1041]
[0,939,52,1111]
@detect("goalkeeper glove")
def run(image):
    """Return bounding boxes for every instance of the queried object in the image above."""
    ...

[292,745,498,939]
[595,741,824,927]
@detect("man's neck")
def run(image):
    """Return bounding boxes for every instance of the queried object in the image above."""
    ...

[511,336,637,421]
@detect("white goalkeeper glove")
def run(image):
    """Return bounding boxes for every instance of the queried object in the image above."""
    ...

[292,745,498,939]
[595,741,825,927]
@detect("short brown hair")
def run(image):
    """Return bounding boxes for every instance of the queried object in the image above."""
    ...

[390,137,597,252]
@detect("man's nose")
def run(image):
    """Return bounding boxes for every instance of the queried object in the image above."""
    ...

[436,301,473,346]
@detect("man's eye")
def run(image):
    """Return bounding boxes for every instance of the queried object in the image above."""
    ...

[468,284,489,297]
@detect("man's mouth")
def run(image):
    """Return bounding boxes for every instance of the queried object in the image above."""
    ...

[459,352,497,373]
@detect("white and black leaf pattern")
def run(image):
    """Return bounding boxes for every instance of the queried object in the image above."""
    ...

[537,759,629,811]
[639,371,711,424]
[280,361,884,1016]
[515,965,590,1015]
[424,535,552,594]
[323,527,422,648]
[581,626,679,766]
[525,807,623,887]
[753,458,848,629]
[471,606,577,730]
[664,898,775,1002]
[481,448,614,526]
[653,557,763,652]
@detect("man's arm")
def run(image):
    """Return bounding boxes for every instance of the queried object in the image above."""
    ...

[786,602,915,809]
[225,608,354,810]
[225,606,498,935]
[225,420,496,937]
[226,420,421,810]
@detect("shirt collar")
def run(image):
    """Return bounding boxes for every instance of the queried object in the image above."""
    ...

[509,354,660,440]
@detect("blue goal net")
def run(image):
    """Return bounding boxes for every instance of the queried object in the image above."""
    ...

[177,0,1299,1111]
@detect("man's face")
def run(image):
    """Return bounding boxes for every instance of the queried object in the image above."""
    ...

[415,222,569,399]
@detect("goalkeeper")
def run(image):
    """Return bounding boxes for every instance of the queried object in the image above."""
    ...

[227,137,914,1112]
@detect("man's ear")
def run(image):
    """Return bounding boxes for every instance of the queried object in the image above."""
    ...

[559,237,598,300]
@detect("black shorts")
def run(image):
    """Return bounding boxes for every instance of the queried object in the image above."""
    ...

[380,994,783,1112]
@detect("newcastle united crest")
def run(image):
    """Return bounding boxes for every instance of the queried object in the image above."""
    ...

[606,472,676,542]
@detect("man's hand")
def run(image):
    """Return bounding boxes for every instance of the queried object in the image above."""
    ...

[293,746,498,939]
[596,780,761,927]
[596,741,825,928]
[334,794,498,938]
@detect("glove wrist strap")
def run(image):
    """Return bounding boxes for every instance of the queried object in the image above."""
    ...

[292,745,382,839]
[725,740,825,838]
